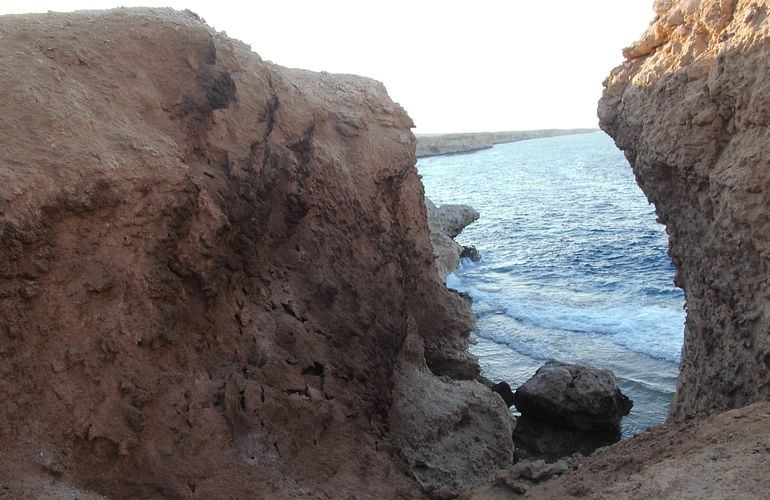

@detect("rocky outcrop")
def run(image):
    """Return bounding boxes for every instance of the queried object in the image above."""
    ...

[513,361,633,432]
[599,0,770,420]
[429,202,480,239]
[415,129,597,158]
[0,8,511,498]
[426,198,480,280]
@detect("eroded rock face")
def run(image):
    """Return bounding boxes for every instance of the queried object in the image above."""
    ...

[0,8,510,498]
[389,327,513,493]
[599,0,770,420]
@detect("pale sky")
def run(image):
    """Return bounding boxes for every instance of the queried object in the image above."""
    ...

[0,1,655,133]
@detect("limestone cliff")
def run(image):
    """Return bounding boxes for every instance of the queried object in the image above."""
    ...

[599,0,770,420]
[0,9,511,498]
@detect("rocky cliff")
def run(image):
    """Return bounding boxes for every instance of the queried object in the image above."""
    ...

[0,8,512,498]
[599,0,770,420]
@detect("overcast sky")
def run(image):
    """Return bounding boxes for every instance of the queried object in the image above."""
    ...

[0,1,655,133]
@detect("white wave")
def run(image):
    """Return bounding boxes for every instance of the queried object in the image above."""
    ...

[457,283,685,363]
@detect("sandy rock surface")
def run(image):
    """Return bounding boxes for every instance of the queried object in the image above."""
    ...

[0,8,511,498]
[516,402,770,499]
[599,0,770,420]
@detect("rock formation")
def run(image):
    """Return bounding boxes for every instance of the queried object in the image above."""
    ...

[511,361,632,462]
[599,0,770,420]
[415,129,597,158]
[425,198,480,281]
[513,361,633,432]
[0,8,511,498]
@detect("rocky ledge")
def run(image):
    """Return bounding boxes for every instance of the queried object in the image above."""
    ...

[0,8,511,498]
[425,199,480,281]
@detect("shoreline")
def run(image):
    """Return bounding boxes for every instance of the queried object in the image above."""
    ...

[415,128,597,158]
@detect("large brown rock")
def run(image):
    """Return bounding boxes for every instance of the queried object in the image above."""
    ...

[599,0,770,420]
[0,8,511,498]
[512,361,633,432]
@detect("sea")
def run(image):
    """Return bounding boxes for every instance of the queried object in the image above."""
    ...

[417,131,685,437]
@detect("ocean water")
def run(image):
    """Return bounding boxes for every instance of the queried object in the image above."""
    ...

[417,132,685,437]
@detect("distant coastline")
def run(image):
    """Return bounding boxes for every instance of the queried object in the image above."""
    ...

[415,128,598,158]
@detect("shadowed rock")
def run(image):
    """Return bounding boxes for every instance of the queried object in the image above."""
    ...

[513,361,633,433]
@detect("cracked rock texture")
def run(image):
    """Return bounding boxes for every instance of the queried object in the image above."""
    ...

[0,8,512,498]
[599,0,770,420]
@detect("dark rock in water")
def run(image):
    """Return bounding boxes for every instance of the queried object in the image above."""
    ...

[512,360,632,432]
[492,381,515,408]
[513,416,619,463]
[460,245,481,262]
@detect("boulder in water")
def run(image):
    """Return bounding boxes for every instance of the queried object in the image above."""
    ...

[512,361,633,432]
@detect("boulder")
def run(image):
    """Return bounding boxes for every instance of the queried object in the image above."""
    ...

[513,361,632,432]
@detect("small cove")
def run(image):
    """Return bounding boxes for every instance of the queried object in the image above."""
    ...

[418,132,685,436]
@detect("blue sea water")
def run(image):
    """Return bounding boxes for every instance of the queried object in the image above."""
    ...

[417,132,685,436]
